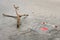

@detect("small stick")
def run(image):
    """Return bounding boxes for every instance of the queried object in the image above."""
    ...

[13,5,21,29]
[3,13,28,18]
[3,13,28,29]
[2,14,17,18]
[17,14,20,28]
[2,4,29,29]
[13,5,28,29]
[20,14,28,16]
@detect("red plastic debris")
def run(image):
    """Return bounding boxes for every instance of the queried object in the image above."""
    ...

[40,27,48,31]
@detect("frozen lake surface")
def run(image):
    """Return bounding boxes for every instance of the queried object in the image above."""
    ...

[0,0,60,40]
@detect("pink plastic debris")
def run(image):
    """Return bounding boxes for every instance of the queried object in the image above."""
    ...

[40,27,48,31]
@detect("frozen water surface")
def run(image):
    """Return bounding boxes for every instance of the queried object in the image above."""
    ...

[0,0,60,40]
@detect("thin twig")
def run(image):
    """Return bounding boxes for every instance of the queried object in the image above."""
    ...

[3,13,28,18]
[2,14,17,18]
[13,5,20,29]
[2,4,29,29]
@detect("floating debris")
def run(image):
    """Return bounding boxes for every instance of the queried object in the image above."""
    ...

[30,22,58,35]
